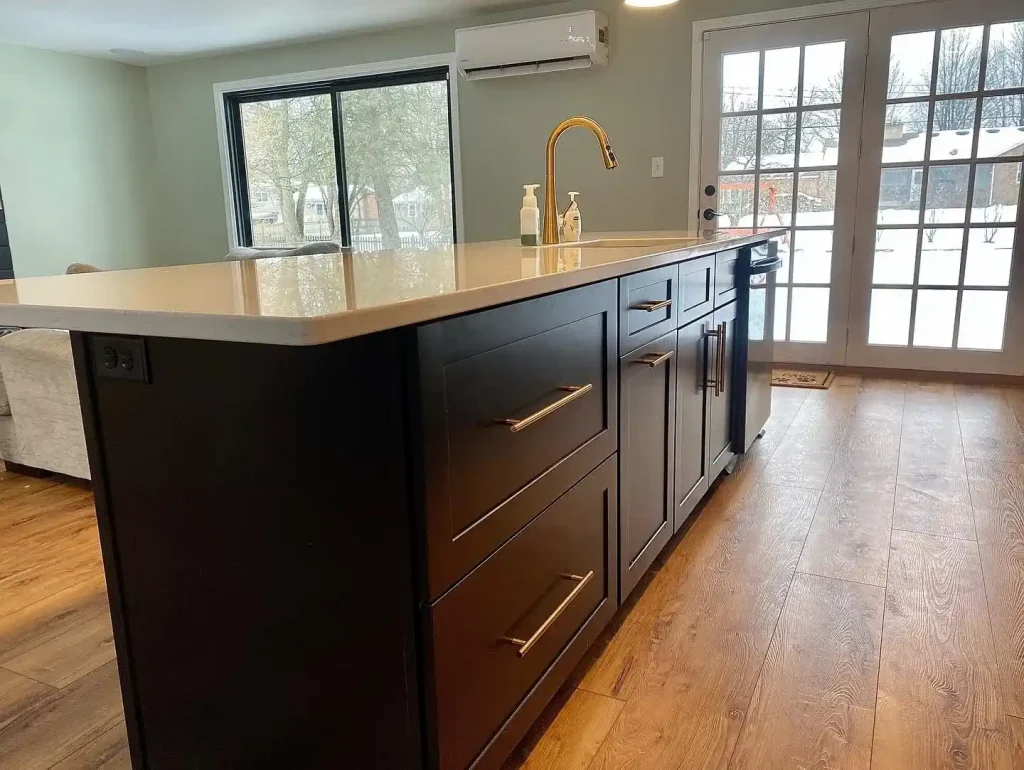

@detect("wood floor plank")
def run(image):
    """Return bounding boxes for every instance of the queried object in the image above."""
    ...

[873,530,1011,769]
[0,668,53,733]
[0,487,93,547]
[3,612,115,688]
[588,484,819,770]
[0,659,122,770]
[50,721,130,770]
[579,451,767,701]
[893,484,977,541]
[966,459,1024,718]
[0,577,109,664]
[729,573,883,770]
[761,447,835,490]
[0,474,63,505]
[797,490,894,587]
[1009,715,1024,768]
[507,689,623,770]
[0,661,123,770]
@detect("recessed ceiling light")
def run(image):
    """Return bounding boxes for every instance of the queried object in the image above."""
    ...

[109,48,146,58]
[624,0,679,6]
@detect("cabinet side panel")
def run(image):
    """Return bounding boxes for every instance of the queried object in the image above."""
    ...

[74,332,421,770]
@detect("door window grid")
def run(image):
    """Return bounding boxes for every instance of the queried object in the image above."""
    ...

[719,42,845,343]
[869,22,1024,351]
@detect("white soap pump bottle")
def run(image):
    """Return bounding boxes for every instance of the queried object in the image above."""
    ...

[520,184,540,246]
[560,191,582,243]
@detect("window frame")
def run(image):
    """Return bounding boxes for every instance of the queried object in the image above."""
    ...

[215,55,462,250]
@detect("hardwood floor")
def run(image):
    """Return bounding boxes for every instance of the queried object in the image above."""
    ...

[0,472,128,770]
[511,378,1024,770]
[4,379,1024,769]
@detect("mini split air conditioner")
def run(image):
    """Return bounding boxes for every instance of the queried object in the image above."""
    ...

[455,10,610,80]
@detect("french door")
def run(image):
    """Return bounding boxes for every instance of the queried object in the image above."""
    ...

[848,0,1024,373]
[700,14,868,364]
[699,1,1024,374]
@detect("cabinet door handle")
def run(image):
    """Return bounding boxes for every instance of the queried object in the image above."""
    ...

[502,570,594,657]
[631,298,672,313]
[498,384,593,433]
[717,322,727,397]
[703,325,720,394]
[635,350,674,368]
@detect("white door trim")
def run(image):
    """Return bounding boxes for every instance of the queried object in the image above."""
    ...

[212,53,464,250]
[688,0,932,231]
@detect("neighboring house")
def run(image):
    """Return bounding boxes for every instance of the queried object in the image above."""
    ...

[247,183,448,242]
[720,125,1023,227]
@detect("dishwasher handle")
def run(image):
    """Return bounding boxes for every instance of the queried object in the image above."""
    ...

[748,256,783,275]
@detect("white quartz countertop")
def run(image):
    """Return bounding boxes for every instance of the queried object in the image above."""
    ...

[0,230,782,345]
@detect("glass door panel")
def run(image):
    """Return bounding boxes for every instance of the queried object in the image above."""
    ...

[848,1,1024,374]
[700,13,869,365]
[339,79,455,253]
[238,93,340,249]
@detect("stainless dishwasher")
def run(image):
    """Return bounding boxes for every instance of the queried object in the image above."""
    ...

[733,240,782,453]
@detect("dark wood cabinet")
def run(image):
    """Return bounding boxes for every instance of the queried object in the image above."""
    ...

[676,253,716,326]
[415,281,617,599]
[713,249,739,308]
[619,264,679,354]
[673,316,711,532]
[426,456,618,770]
[707,300,738,479]
[619,330,677,602]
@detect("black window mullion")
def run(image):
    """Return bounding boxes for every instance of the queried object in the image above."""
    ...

[225,65,457,250]
[225,97,254,247]
[331,92,352,248]
[445,71,459,244]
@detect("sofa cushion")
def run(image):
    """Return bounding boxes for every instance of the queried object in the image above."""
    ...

[0,327,20,416]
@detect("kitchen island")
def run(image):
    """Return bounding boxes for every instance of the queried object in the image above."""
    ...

[0,230,781,769]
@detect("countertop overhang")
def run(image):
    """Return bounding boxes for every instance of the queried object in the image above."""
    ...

[0,230,783,345]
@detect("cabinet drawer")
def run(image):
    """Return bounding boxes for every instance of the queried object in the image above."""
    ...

[714,249,740,308]
[677,254,715,326]
[427,456,617,770]
[619,264,678,354]
[416,281,617,598]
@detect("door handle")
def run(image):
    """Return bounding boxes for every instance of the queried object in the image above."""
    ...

[702,325,720,395]
[702,208,722,221]
[635,350,674,368]
[498,384,593,433]
[501,571,594,657]
[717,322,727,398]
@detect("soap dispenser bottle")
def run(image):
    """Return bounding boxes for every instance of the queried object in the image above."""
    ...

[560,192,582,242]
[520,184,540,246]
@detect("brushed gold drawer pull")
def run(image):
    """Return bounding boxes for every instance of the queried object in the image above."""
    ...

[502,570,595,658]
[632,298,672,313]
[636,351,673,368]
[498,384,593,433]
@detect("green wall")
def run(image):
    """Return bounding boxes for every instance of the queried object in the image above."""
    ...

[144,0,828,265]
[2,0,830,273]
[0,43,158,277]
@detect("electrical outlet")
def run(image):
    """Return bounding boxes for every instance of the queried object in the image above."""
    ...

[91,335,149,382]
[651,157,665,178]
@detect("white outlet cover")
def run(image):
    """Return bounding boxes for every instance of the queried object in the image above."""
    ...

[652,157,665,178]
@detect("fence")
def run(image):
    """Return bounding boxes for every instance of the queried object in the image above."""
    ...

[252,226,453,252]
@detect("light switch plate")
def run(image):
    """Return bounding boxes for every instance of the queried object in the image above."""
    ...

[651,157,665,178]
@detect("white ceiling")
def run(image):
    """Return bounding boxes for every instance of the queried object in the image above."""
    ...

[0,0,557,64]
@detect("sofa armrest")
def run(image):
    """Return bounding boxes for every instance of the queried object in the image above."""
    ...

[0,329,90,478]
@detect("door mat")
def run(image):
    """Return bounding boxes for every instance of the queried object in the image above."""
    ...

[771,369,835,390]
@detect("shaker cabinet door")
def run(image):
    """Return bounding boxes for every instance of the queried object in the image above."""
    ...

[619,330,676,602]
[674,317,711,532]
[707,300,738,480]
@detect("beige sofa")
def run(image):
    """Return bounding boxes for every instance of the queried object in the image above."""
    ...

[0,329,90,479]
